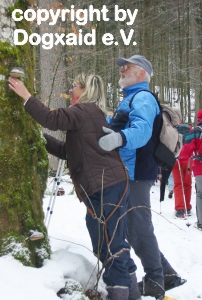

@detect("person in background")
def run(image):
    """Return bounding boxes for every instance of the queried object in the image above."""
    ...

[159,165,174,202]
[179,109,202,230]
[8,74,141,300]
[172,123,192,219]
[168,173,174,198]
[98,55,185,300]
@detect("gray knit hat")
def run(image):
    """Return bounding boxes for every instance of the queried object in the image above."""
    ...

[116,55,153,76]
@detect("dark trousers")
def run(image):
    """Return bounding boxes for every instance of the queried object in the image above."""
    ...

[196,176,202,224]
[127,180,172,286]
[85,181,136,287]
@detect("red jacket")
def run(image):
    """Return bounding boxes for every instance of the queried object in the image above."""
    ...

[180,122,202,176]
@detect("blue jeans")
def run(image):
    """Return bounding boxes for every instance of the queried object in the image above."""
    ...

[168,173,174,190]
[127,180,172,285]
[85,181,136,287]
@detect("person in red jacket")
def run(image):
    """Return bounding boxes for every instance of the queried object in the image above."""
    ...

[180,110,202,230]
[172,123,192,219]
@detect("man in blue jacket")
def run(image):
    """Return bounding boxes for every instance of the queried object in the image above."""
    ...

[99,55,184,300]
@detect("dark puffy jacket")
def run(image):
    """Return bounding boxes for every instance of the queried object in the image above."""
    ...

[25,97,127,199]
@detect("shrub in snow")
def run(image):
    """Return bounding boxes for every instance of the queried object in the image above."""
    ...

[57,278,89,300]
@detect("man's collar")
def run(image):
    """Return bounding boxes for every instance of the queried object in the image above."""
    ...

[122,81,149,93]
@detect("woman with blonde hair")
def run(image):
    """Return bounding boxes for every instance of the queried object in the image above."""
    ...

[8,74,141,300]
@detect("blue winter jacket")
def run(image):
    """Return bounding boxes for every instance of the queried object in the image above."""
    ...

[107,82,161,181]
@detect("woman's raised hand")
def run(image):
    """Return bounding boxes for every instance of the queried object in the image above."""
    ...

[8,77,31,102]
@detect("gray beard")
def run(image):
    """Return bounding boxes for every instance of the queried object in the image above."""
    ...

[119,77,126,88]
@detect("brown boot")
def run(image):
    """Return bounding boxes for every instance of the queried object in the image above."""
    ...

[164,269,187,291]
[138,277,165,299]
[106,286,129,300]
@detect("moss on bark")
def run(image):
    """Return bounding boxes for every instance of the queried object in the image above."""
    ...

[0,0,50,267]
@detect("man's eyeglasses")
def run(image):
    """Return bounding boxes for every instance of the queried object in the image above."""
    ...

[71,83,84,89]
[120,64,136,71]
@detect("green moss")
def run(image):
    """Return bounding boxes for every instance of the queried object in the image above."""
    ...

[1,232,50,267]
[2,233,32,266]
[7,0,29,16]
[0,3,50,266]
[31,237,50,268]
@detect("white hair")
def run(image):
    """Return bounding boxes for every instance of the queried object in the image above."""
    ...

[135,65,151,83]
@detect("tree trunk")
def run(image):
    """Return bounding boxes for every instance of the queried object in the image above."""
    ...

[0,0,50,267]
[36,0,68,171]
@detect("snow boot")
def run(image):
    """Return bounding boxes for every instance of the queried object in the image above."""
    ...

[194,221,202,231]
[128,272,142,300]
[164,269,187,291]
[186,209,192,216]
[168,190,173,199]
[106,286,129,300]
[174,210,186,219]
[137,277,165,300]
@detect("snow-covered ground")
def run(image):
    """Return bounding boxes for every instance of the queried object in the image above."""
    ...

[0,173,201,300]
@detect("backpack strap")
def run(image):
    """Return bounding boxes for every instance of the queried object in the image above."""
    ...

[196,125,202,133]
[188,154,202,172]
[129,89,162,139]
[129,89,160,110]
[190,154,202,162]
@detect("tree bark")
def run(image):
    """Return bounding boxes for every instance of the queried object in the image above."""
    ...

[0,0,50,267]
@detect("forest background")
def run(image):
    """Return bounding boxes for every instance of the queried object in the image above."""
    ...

[28,0,202,169]
[0,0,202,271]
